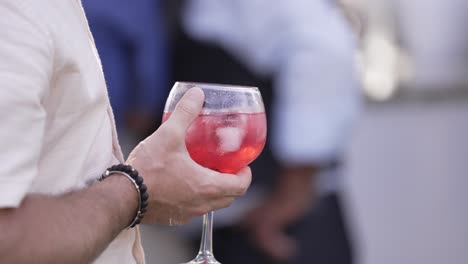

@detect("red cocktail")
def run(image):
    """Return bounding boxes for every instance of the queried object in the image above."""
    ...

[163,112,266,173]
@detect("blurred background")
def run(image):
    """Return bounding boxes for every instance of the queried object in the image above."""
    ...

[82,0,468,263]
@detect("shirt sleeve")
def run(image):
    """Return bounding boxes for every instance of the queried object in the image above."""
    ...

[0,1,52,208]
[270,0,362,165]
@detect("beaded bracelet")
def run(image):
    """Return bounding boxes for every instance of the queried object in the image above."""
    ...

[100,164,149,229]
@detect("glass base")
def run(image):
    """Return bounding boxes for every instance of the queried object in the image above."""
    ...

[181,254,221,264]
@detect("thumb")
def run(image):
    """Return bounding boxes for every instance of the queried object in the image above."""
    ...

[167,87,205,131]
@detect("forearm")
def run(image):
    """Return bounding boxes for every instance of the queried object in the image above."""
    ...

[275,166,318,199]
[0,176,137,264]
[268,166,319,223]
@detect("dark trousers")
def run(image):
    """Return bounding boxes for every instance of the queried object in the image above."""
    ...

[191,194,353,264]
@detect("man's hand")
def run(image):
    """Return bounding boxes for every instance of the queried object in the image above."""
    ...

[127,88,252,225]
[243,166,318,262]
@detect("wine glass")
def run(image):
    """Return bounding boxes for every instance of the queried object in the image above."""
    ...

[163,82,267,264]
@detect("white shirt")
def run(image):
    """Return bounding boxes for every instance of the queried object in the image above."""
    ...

[0,1,143,263]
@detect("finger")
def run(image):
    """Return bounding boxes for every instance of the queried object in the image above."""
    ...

[271,232,297,261]
[188,197,234,217]
[267,234,297,261]
[209,197,235,211]
[255,228,297,261]
[166,87,204,131]
[163,216,191,226]
[212,166,252,197]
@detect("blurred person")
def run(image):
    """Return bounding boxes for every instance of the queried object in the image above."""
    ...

[0,1,252,263]
[82,0,168,143]
[169,0,361,263]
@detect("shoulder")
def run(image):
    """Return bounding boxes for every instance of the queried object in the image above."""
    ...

[0,1,57,46]
[0,0,56,83]
[0,1,54,34]
[0,0,76,28]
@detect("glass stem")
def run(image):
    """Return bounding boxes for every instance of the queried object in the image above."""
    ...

[198,211,214,257]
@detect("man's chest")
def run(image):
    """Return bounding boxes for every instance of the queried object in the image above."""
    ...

[29,1,116,195]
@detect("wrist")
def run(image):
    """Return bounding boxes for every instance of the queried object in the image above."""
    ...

[97,176,139,231]
[100,164,149,229]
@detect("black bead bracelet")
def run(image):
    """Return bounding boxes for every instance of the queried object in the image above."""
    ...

[100,164,149,229]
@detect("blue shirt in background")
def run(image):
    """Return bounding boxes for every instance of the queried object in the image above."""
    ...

[82,0,168,127]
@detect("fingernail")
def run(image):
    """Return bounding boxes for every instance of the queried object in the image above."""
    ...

[185,87,204,99]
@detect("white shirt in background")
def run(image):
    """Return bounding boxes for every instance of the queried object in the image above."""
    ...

[180,0,361,229]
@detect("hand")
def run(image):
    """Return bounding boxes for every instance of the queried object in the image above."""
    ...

[127,88,252,225]
[243,167,318,262]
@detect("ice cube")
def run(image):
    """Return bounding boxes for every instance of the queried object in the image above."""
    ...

[216,127,245,153]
